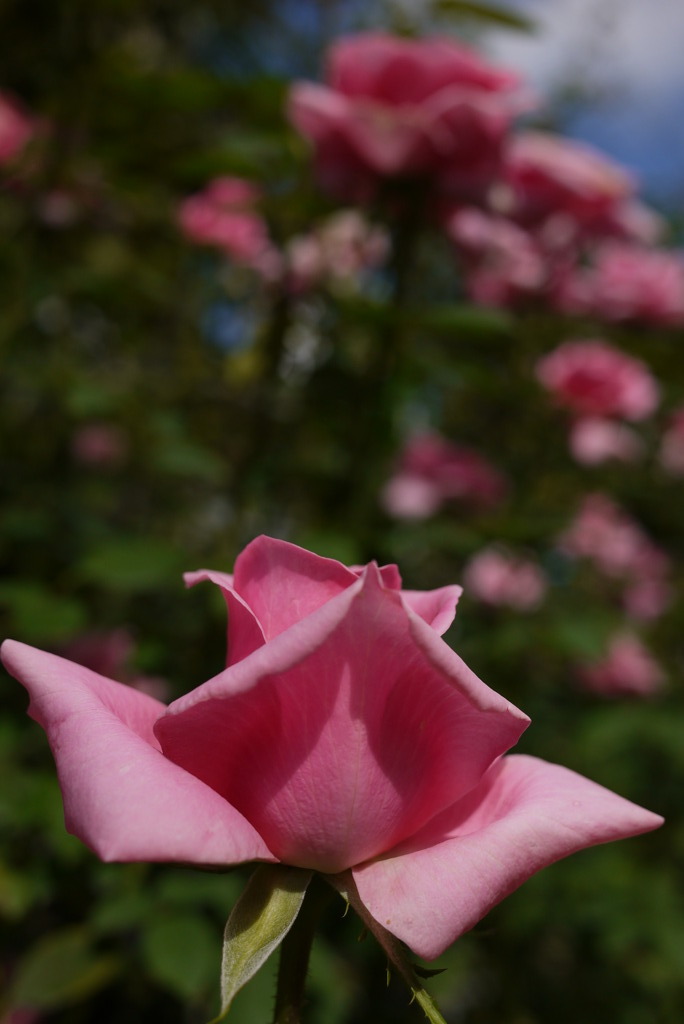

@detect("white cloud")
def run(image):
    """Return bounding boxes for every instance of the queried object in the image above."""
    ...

[484,0,684,99]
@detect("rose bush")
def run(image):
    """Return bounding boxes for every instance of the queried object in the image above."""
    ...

[1,536,662,961]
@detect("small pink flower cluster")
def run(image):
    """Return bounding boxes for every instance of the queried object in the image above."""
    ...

[577,631,665,699]
[178,178,387,293]
[536,338,659,467]
[463,547,547,612]
[177,177,279,276]
[285,210,388,294]
[381,432,506,520]
[559,494,672,623]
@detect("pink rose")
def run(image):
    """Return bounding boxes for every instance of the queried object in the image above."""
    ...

[536,339,660,421]
[446,206,547,308]
[0,91,34,165]
[177,177,279,275]
[568,417,643,466]
[499,131,636,239]
[288,33,530,202]
[1,537,662,960]
[558,494,672,621]
[559,243,684,327]
[464,547,547,611]
[577,632,665,698]
[659,407,684,476]
[382,432,507,519]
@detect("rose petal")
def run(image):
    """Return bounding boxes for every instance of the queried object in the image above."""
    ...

[1,640,275,865]
[353,753,663,959]
[185,568,266,666]
[401,585,462,635]
[157,567,527,874]
[232,535,359,640]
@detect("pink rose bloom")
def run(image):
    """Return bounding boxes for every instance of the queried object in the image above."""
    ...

[659,407,684,476]
[2,536,661,960]
[560,243,684,327]
[382,432,507,519]
[558,494,672,621]
[446,206,547,307]
[578,632,665,698]
[288,33,530,202]
[178,177,278,273]
[464,547,547,611]
[536,339,660,421]
[0,91,33,165]
[568,417,643,466]
[500,131,636,238]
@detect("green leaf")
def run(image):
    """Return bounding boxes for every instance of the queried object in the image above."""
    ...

[141,911,219,1001]
[8,928,119,1010]
[78,537,184,592]
[212,864,313,1022]
[0,582,86,643]
[432,0,536,31]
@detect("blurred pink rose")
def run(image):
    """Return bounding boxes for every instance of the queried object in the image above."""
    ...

[382,432,507,519]
[446,206,548,307]
[286,209,388,293]
[464,547,547,611]
[288,33,530,202]
[559,243,684,327]
[559,494,672,620]
[0,91,34,165]
[659,407,684,476]
[499,131,636,239]
[70,422,128,468]
[536,339,659,421]
[578,632,665,698]
[2,536,661,960]
[568,417,643,466]
[178,177,279,274]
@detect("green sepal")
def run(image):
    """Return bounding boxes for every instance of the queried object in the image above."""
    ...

[329,873,449,1024]
[209,864,313,1022]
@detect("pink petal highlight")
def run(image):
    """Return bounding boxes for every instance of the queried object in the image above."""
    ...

[232,535,359,640]
[1,640,274,866]
[157,567,527,874]
[401,586,462,635]
[353,754,662,960]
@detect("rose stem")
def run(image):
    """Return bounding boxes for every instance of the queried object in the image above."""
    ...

[272,874,334,1024]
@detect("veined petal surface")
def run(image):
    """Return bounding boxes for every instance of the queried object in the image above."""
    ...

[353,754,663,959]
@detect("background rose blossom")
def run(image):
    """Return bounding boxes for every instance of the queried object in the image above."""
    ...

[382,432,507,519]
[178,177,279,274]
[288,32,530,202]
[577,632,665,698]
[559,243,684,326]
[0,90,33,165]
[464,547,547,610]
[568,417,643,466]
[536,338,660,421]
